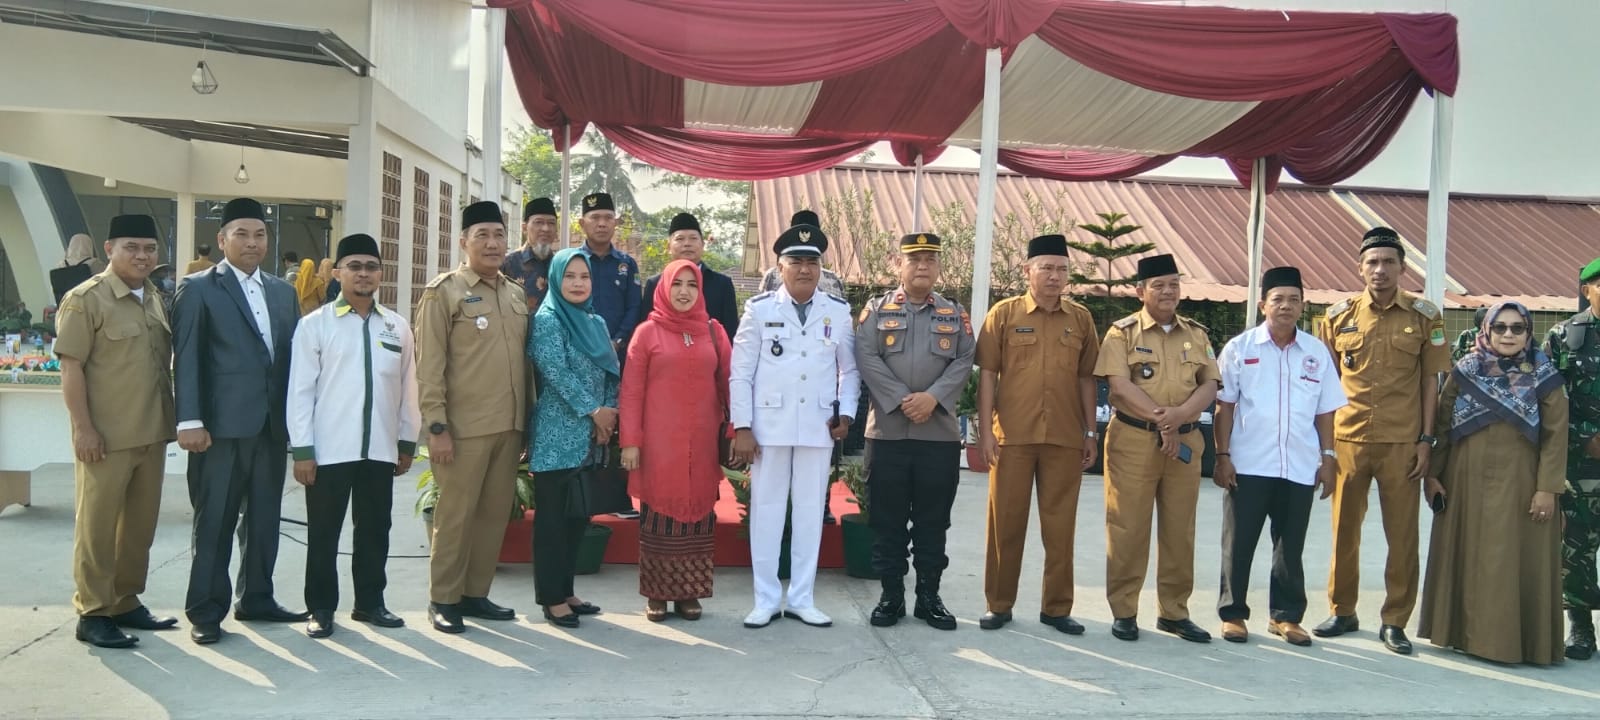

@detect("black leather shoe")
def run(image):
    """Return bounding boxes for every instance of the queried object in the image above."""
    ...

[76,616,138,649]
[1039,613,1085,635]
[1566,608,1595,661]
[1157,617,1212,643]
[112,606,178,631]
[913,596,957,631]
[1379,625,1413,655]
[1111,617,1139,641]
[190,622,222,645]
[234,604,311,623]
[306,611,334,639]
[429,603,464,634]
[978,611,1012,630]
[871,577,906,628]
[459,596,515,621]
[1312,614,1359,637]
[351,607,405,628]
[543,606,580,628]
[567,600,602,616]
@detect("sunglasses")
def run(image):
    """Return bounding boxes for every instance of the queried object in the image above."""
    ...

[342,261,382,273]
[1488,323,1528,336]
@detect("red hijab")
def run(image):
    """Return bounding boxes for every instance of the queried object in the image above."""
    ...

[648,260,711,338]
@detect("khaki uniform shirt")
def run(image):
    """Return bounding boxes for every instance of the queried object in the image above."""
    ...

[1319,289,1450,443]
[975,294,1099,448]
[1094,308,1220,418]
[855,288,977,442]
[53,270,175,451]
[415,267,528,439]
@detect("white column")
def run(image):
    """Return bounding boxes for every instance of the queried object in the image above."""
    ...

[174,191,195,270]
[969,48,1003,339]
[912,152,924,231]
[482,7,507,207]
[1245,157,1268,324]
[1424,94,1454,309]
[559,124,573,247]
[344,78,379,236]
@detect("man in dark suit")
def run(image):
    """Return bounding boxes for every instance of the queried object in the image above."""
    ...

[640,212,739,338]
[173,198,308,645]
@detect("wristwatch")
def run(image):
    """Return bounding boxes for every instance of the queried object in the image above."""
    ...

[1417,433,1438,448]
[1321,449,1337,462]
[429,422,448,436]
[1084,430,1098,439]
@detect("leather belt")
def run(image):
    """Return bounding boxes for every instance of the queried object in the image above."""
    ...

[1115,411,1197,435]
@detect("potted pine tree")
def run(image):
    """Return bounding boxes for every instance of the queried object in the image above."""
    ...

[957,369,987,472]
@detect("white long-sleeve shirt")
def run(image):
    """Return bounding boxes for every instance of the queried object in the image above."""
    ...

[288,296,421,465]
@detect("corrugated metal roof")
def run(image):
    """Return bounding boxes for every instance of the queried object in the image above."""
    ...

[751,165,1600,311]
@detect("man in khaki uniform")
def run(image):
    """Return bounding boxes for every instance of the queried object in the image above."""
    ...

[1313,227,1450,654]
[56,214,177,648]
[1094,254,1219,644]
[975,234,1099,634]
[418,200,529,634]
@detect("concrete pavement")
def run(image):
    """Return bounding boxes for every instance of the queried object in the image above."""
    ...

[1,460,1595,719]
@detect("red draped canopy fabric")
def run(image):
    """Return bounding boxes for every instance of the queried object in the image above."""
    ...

[490,0,1459,187]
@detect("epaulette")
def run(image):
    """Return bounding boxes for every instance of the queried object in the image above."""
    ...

[1180,315,1209,332]
[1326,298,1352,318]
[1411,298,1441,320]
[425,272,451,289]
[745,291,774,307]
[823,291,848,305]
[1112,315,1138,330]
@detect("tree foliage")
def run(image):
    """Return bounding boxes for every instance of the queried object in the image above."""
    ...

[502,125,562,203]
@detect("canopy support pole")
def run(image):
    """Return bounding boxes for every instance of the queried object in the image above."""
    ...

[1424,94,1454,310]
[559,124,573,247]
[482,7,507,207]
[1245,157,1268,324]
[970,47,1002,339]
[912,152,925,231]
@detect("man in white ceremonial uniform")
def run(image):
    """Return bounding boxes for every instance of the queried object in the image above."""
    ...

[287,233,421,639]
[730,221,859,629]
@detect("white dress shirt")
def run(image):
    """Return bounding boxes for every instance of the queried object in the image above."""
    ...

[1217,323,1347,485]
[177,259,275,433]
[287,296,422,465]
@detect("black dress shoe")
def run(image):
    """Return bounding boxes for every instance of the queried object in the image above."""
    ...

[1312,614,1359,637]
[543,606,580,628]
[351,607,405,628]
[1111,617,1139,641]
[459,596,516,621]
[112,606,178,631]
[429,603,465,634]
[306,611,334,639]
[1156,617,1213,644]
[76,616,138,649]
[566,601,602,616]
[1039,613,1085,635]
[190,622,222,645]
[234,604,311,623]
[978,611,1013,630]
[1379,625,1413,655]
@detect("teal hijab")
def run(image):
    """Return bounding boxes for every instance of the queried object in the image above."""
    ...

[537,248,619,377]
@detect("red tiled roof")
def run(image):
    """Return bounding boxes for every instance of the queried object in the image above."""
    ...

[750,165,1600,311]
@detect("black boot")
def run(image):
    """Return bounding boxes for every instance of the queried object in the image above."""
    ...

[913,574,957,631]
[1567,608,1596,661]
[870,576,906,627]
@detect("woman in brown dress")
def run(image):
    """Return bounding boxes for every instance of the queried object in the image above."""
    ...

[1419,301,1567,664]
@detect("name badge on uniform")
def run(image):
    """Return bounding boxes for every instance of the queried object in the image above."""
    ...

[765,322,785,328]
[1015,327,1035,334]
[1134,346,1154,354]
[1338,325,1358,333]
[464,295,483,304]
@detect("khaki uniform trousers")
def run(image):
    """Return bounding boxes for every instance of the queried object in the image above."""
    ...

[985,443,1083,617]
[73,443,167,616]
[428,430,522,604]
[1104,422,1202,620]
[1328,441,1420,626]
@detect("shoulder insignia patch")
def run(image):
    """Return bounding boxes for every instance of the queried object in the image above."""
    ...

[1326,298,1352,318]
[1412,298,1441,320]
[857,307,870,324]
[425,273,450,289]
[1113,316,1138,330]
[823,292,848,305]
[1180,315,1209,332]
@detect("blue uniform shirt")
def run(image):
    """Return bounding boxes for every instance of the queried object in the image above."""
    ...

[578,241,641,342]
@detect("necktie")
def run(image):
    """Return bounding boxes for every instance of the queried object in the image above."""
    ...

[795,302,809,325]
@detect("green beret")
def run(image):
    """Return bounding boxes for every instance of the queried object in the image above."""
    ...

[1582,257,1600,283]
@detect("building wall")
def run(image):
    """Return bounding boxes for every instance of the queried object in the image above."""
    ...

[152,0,374,57]
[371,0,471,139]
[371,126,463,318]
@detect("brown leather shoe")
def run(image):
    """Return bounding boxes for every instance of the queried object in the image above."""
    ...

[1269,620,1312,646]
[1220,620,1248,643]
[645,600,668,623]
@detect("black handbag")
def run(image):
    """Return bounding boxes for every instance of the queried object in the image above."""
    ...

[583,440,636,515]
[566,444,604,519]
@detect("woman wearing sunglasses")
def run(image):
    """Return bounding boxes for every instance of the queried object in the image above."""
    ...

[1418,302,1567,664]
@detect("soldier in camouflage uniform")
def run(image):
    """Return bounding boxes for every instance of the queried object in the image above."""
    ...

[1542,256,1600,661]
[1451,307,1488,364]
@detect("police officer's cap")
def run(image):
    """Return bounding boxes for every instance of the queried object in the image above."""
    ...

[790,209,820,228]
[108,214,158,240]
[899,232,942,254]
[1581,257,1600,284]
[775,224,827,257]
[1359,226,1404,258]
[1136,253,1179,280]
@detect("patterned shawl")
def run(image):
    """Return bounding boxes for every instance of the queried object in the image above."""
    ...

[1449,301,1563,443]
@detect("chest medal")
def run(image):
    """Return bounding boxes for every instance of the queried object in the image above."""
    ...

[771,339,784,357]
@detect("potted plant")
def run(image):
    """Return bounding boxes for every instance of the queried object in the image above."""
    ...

[724,465,791,578]
[957,368,988,472]
[835,459,877,579]
[414,446,538,559]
